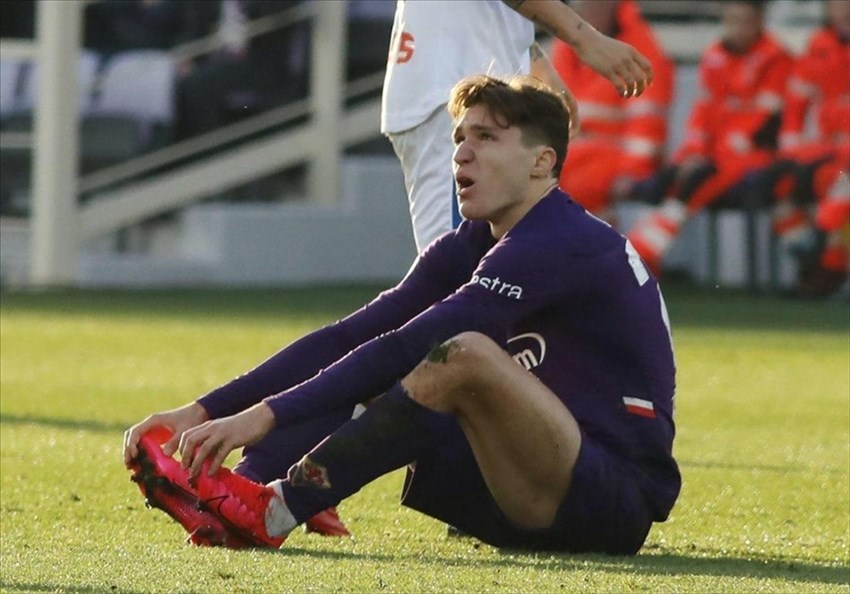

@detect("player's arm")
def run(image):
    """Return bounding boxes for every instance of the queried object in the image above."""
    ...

[180,280,519,477]
[177,236,580,478]
[502,0,652,97]
[194,240,462,422]
[123,235,464,467]
[123,311,398,467]
[530,41,580,138]
[257,237,565,430]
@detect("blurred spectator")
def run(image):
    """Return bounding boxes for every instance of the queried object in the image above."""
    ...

[625,0,793,276]
[551,0,674,221]
[84,0,187,56]
[174,0,308,140]
[771,0,849,296]
[0,0,34,38]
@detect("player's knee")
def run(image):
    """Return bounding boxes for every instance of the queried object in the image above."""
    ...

[404,332,496,401]
[453,331,501,362]
[425,332,496,370]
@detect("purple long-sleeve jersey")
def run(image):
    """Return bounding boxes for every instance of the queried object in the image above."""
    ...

[198,189,679,501]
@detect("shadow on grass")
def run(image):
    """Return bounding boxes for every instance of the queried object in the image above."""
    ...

[601,550,848,587]
[3,550,846,592]
[0,413,126,435]
[258,545,848,587]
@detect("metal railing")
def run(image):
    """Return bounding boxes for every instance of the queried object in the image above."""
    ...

[0,0,392,285]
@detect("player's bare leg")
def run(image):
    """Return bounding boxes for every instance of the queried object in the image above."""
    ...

[402,332,582,529]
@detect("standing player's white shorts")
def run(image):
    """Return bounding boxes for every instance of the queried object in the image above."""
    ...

[388,106,461,254]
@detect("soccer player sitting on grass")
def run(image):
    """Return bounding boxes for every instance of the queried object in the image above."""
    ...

[123,74,681,554]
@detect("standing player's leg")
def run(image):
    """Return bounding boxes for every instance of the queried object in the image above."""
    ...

[389,106,459,253]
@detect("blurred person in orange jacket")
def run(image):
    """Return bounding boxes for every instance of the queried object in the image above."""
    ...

[551,0,674,221]
[770,0,849,297]
[626,0,793,275]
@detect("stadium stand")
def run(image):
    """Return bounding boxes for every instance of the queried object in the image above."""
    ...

[0,58,19,118]
[0,50,101,216]
[0,1,833,290]
[82,49,176,170]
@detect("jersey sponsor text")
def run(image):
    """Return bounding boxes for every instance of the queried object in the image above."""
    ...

[469,274,523,299]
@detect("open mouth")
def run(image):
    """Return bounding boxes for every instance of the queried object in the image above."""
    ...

[456,175,475,195]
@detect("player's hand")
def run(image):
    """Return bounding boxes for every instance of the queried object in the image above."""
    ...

[123,402,209,468]
[178,403,276,481]
[575,28,653,98]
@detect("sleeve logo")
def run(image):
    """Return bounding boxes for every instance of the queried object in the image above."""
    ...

[469,274,523,299]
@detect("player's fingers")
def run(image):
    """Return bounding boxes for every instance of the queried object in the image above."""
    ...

[178,425,202,469]
[634,49,654,87]
[627,62,649,97]
[189,436,220,480]
[610,66,631,99]
[206,442,231,477]
[123,418,154,466]
[620,64,643,99]
[162,433,181,457]
[621,74,647,98]
[616,50,652,99]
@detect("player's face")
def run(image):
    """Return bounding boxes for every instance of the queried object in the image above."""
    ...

[452,105,541,233]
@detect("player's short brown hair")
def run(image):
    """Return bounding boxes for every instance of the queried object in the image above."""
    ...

[447,75,570,175]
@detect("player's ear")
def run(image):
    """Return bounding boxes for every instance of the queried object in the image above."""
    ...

[531,146,557,178]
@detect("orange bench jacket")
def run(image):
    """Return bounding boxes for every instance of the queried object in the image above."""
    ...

[781,26,850,161]
[551,0,674,213]
[676,32,793,167]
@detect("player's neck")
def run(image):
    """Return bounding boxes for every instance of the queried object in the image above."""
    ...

[489,180,558,239]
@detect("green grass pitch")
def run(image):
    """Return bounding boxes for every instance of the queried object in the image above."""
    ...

[1,284,848,593]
